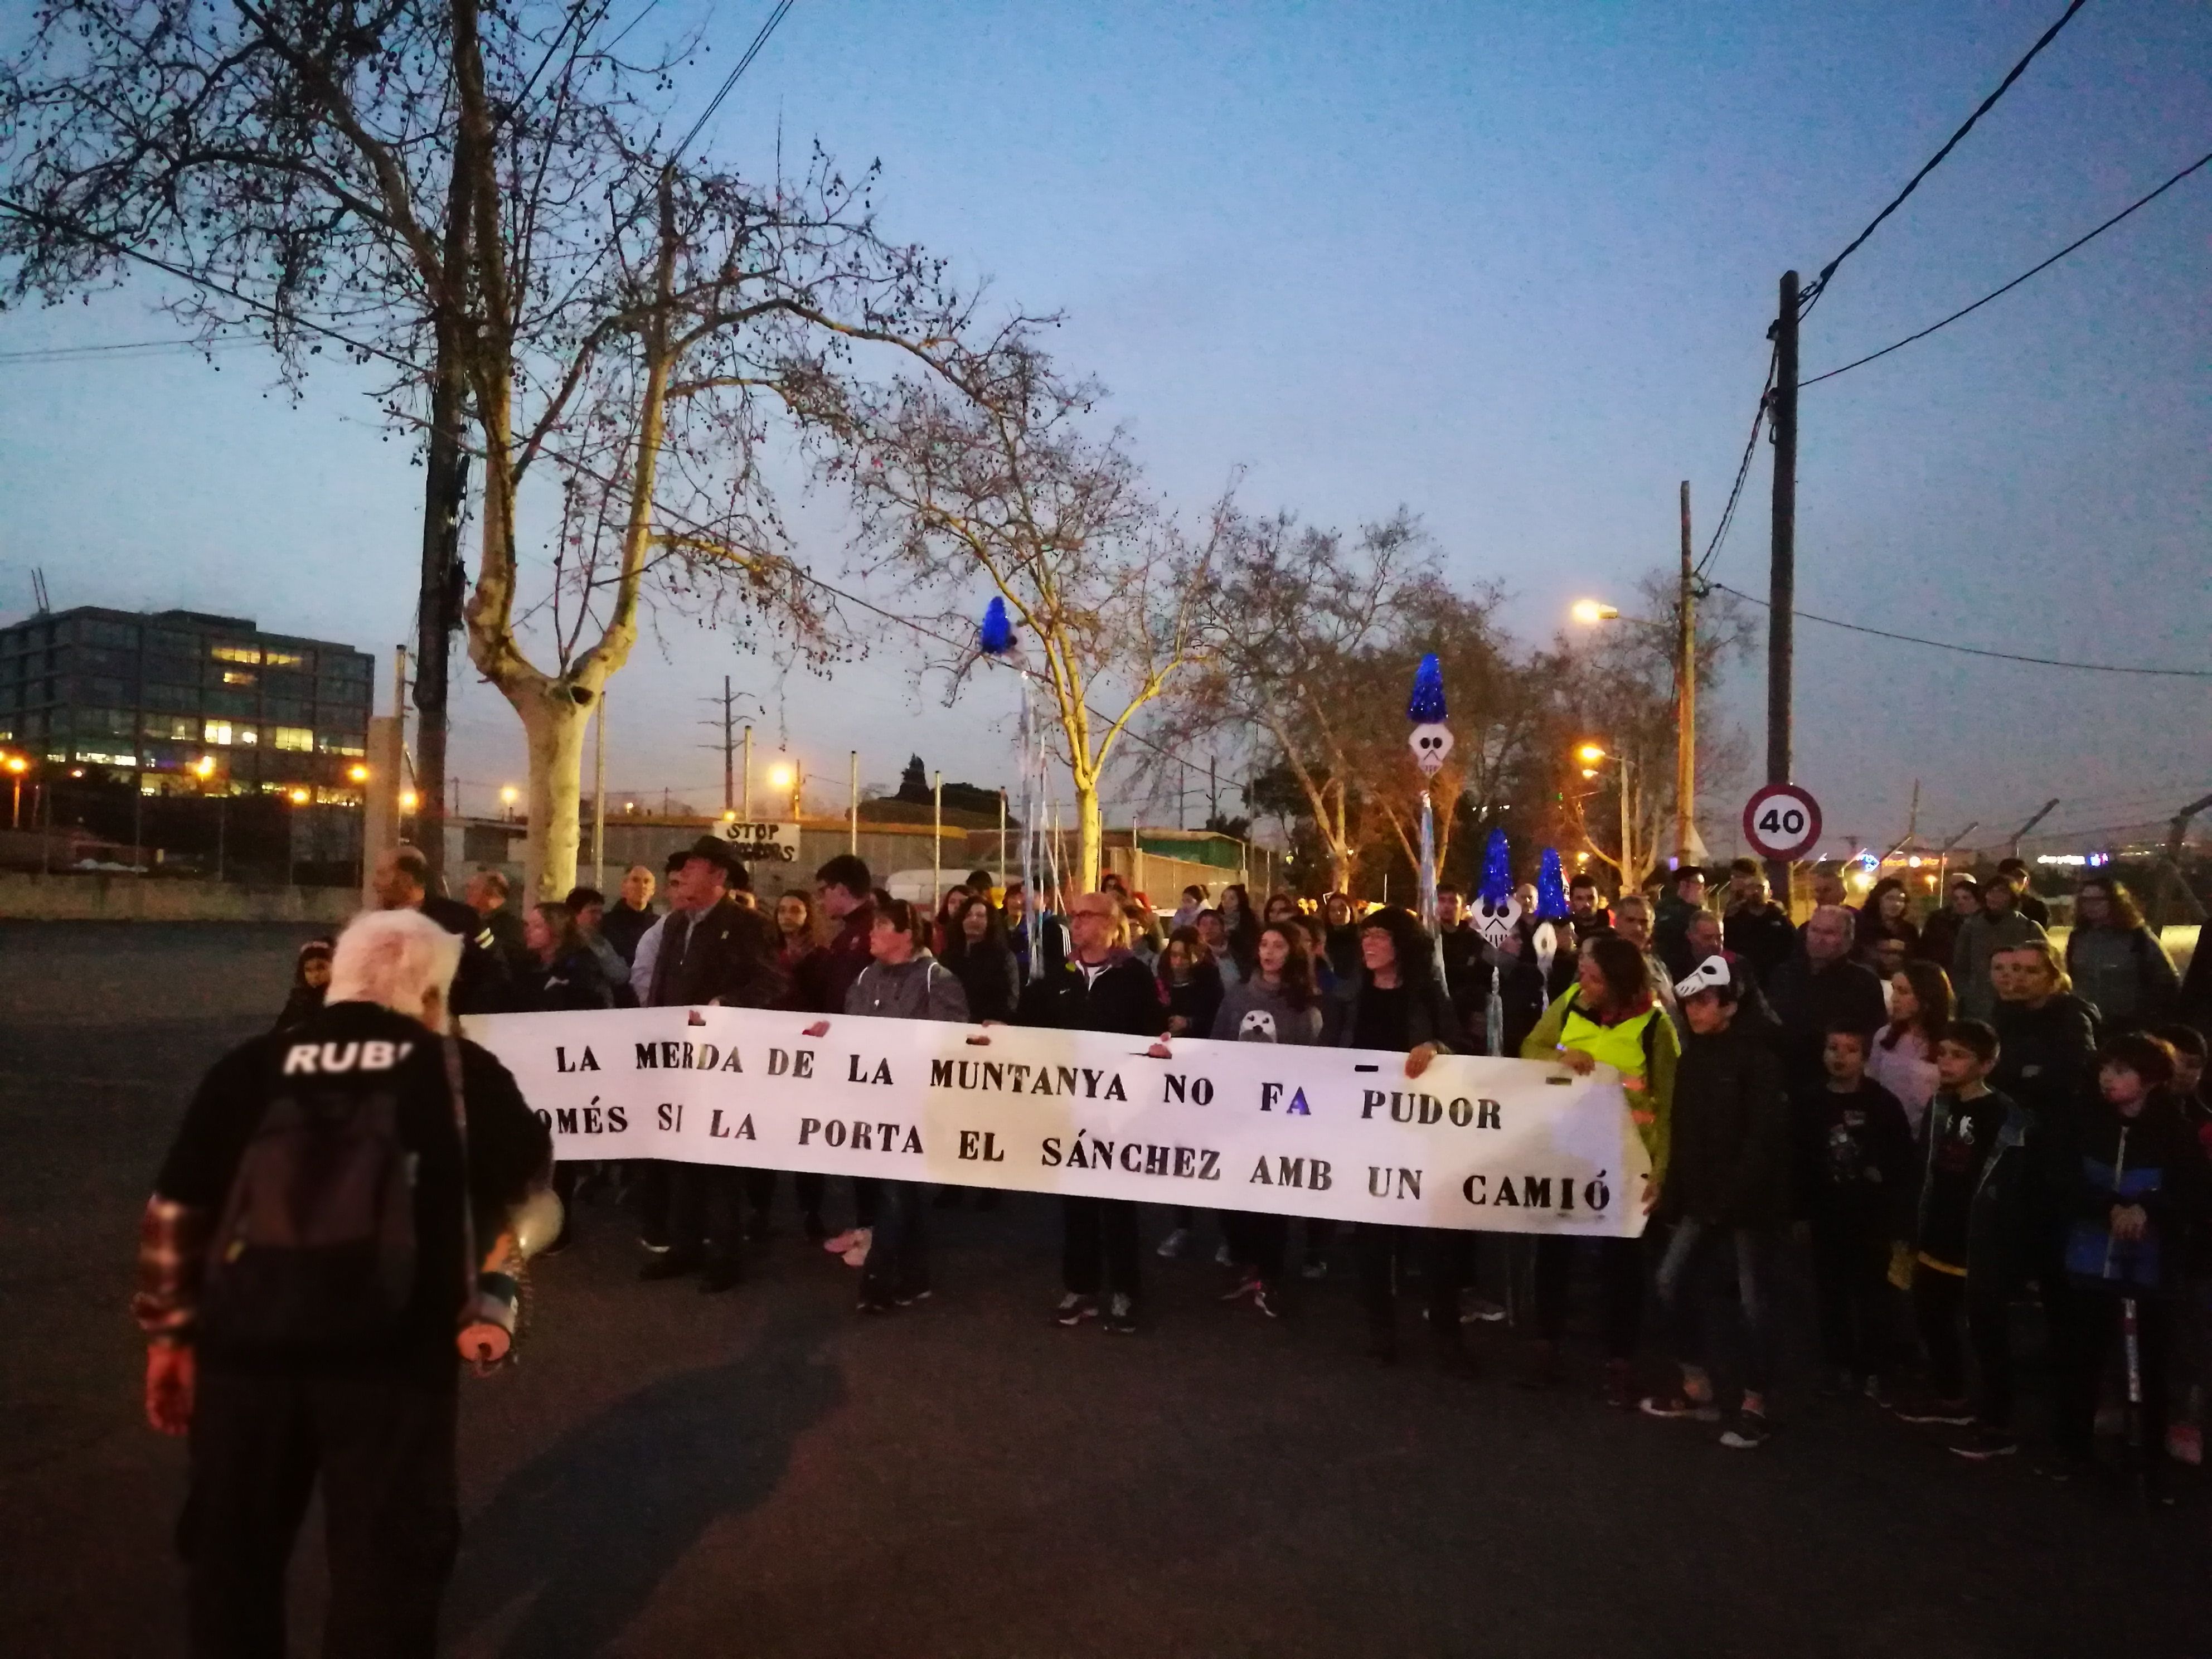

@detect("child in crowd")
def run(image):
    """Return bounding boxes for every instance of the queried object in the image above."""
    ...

[1638,955,1788,1448]
[1895,1021,2026,1456]
[1807,1024,1914,1401]
[2048,1034,2208,1496]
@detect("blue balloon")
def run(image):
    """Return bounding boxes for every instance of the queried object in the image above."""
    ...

[1536,848,1570,919]
[1406,653,1448,724]
[979,596,1015,655]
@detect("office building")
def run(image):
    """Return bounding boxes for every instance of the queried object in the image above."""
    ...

[0,605,376,801]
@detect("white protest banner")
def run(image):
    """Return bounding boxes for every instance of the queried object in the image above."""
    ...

[462,1006,1653,1238]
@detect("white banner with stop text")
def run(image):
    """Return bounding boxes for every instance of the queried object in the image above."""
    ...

[460,1006,1653,1237]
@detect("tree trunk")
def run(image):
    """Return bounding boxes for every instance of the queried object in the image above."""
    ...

[519,688,588,901]
[1074,776,1103,894]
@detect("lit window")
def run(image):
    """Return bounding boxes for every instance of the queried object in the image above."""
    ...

[236,726,259,745]
[221,670,256,686]
[272,725,313,751]
[203,720,234,746]
[263,650,304,668]
[211,644,261,664]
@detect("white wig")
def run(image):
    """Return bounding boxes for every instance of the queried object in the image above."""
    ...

[328,907,464,1025]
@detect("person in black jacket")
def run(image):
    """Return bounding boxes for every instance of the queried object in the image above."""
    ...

[1330,906,1471,1369]
[2049,1034,2209,1492]
[1804,1024,1914,1398]
[1018,890,1170,1335]
[370,844,513,1015]
[1766,905,1888,1197]
[271,938,333,1032]
[1722,858,1796,989]
[1639,956,1791,1448]
[641,842,785,1294]
[517,902,615,1013]
[941,895,1021,1023]
[134,909,550,1657]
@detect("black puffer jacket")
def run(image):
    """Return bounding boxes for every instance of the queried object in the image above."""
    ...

[1655,1022,1791,1229]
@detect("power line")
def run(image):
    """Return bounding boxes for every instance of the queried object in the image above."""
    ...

[1804,148,2212,388]
[1799,0,2092,317]
[673,0,794,159]
[0,334,264,365]
[1694,346,1775,578]
[1711,582,2212,678]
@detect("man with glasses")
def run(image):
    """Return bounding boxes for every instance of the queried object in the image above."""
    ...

[1017,891,1171,1334]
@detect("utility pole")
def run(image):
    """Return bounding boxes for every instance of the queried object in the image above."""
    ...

[1208,754,1220,826]
[741,725,753,820]
[1675,479,1697,864]
[1765,268,1801,901]
[932,769,944,908]
[2007,798,2060,858]
[1619,750,1635,895]
[848,750,858,853]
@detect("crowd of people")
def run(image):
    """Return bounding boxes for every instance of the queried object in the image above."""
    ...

[134,838,2211,1649]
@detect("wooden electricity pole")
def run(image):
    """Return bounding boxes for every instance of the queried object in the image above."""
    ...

[1675,479,1697,864]
[1765,269,1801,899]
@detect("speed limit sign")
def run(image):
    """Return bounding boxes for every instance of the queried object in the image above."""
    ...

[1742,782,1823,862]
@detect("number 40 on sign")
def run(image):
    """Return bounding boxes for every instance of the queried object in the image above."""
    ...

[1742,782,1823,862]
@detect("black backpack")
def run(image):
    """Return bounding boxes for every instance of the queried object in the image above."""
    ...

[198,1050,422,1354]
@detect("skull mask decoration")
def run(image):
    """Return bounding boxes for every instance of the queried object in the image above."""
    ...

[1472,892,1522,950]
[1408,723,1454,777]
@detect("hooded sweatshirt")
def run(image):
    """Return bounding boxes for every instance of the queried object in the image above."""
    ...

[1212,976,1324,1046]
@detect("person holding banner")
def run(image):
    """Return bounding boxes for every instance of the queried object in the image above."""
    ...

[841,899,970,1313]
[1330,908,1470,1368]
[1019,891,1171,1335]
[804,855,884,1264]
[1519,934,1680,1403]
[1212,922,1326,1317]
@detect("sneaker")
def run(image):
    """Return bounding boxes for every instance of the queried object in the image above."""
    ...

[1214,1242,1234,1267]
[1720,1410,1773,1450]
[893,1286,934,1308]
[1104,1293,1139,1334]
[1893,1395,1975,1427]
[1639,1389,1721,1423]
[1052,1292,1098,1327]
[823,1228,863,1255]
[1602,1359,1638,1411]
[840,1228,872,1268]
[640,1235,673,1254]
[2166,1423,2204,1466]
[1862,1374,1893,1410]
[1300,1257,1330,1281]
[1155,1226,1190,1259]
[1459,1296,1508,1325]
[1948,1425,2020,1462]
[1219,1273,1263,1304]
[638,1251,700,1282]
[1253,1284,1282,1320]
[855,1293,894,1314]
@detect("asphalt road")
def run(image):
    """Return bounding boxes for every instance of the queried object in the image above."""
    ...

[2,921,2206,1658]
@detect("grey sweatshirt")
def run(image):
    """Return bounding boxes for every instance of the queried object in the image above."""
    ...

[1211,976,1324,1045]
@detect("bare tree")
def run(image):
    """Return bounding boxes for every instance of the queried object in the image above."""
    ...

[3,0,961,895]
[1156,509,1447,894]
[799,327,1219,890]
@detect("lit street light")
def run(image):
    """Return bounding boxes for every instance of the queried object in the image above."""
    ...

[1570,599,1621,625]
[499,784,520,822]
[347,763,370,784]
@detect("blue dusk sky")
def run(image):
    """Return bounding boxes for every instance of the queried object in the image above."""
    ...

[2,0,2206,862]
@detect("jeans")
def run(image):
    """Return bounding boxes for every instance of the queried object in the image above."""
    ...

[1810,1201,1896,1376]
[1532,1234,1647,1361]
[861,1179,930,1301]
[1062,1196,1143,1298]
[1655,1218,1778,1394]
[1357,1225,1466,1348]
[181,1369,458,1659]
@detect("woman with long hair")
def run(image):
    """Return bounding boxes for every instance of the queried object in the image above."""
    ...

[1858,877,1919,961]
[1519,933,1682,1403]
[1217,883,1261,983]
[273,938,333,1032]
[2065,876,2179,1031]
[773,888,822,977]
[1332,906,1469,1366]
[942,894,1020,1024]
[1211,922,1325,1315]
[520,901,615,1012]
[1870,958,1952,1134]
[1158,924,1225,1039]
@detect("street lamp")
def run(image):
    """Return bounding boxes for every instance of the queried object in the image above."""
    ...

[1570,599,1621,625]
[499,784,520,822]
[400,788,419,813]
[4,752,26,830]
[766,757,800,817]
[347,763,370,785]
[1570,590,1697,865]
